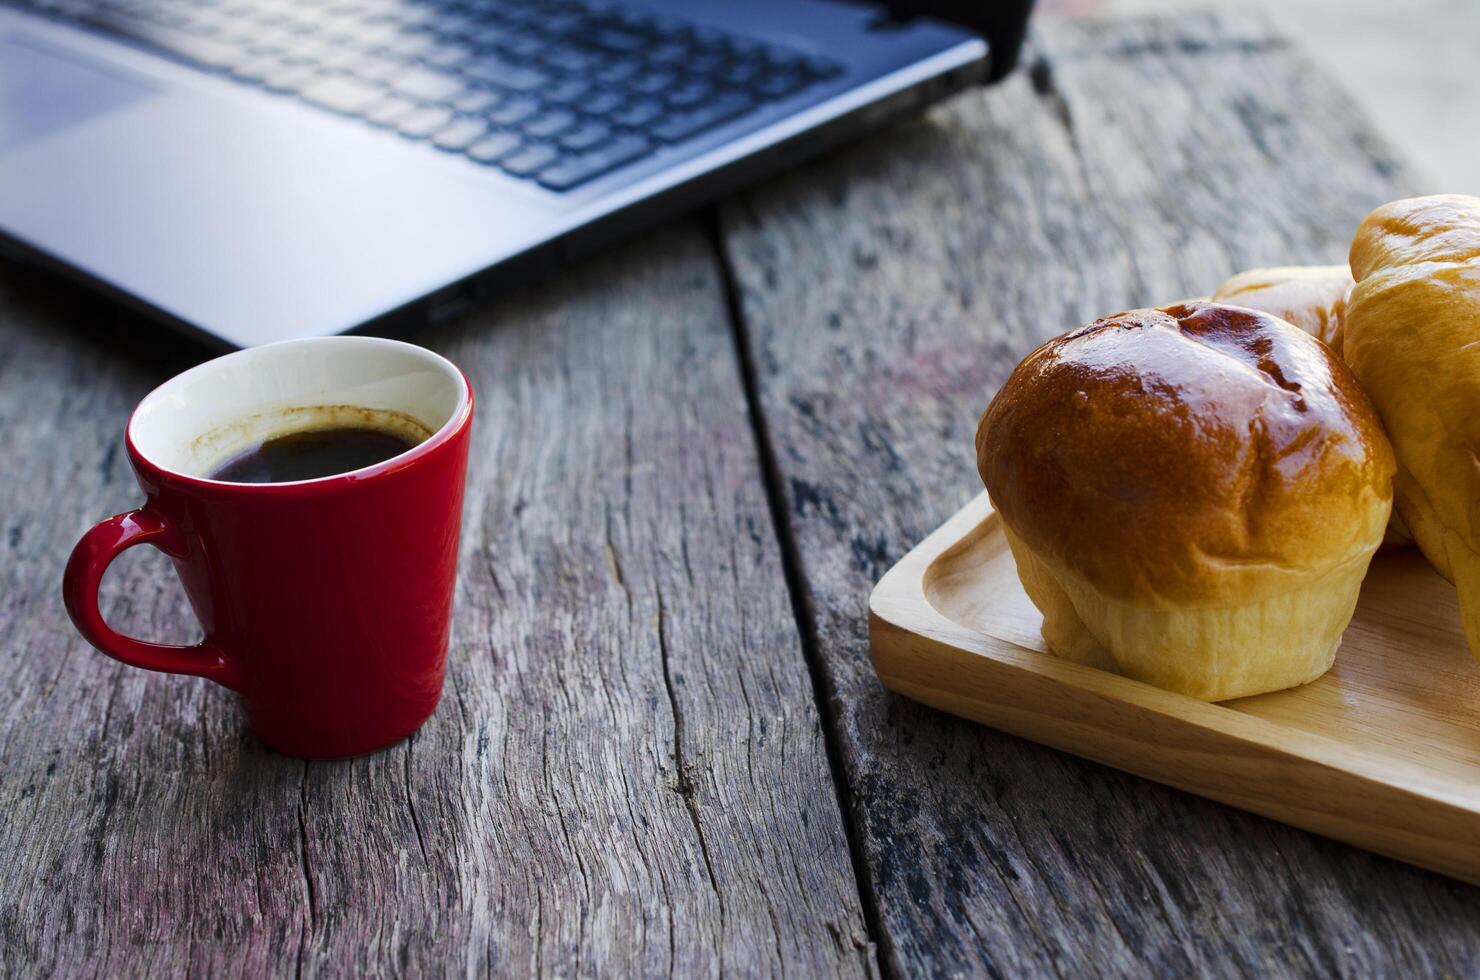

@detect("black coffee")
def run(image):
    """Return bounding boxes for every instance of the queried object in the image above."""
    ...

[211,426,419,483]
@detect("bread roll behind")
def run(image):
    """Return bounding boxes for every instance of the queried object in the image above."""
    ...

[1212,264,1353,347]
[978,302,1394,700]
[1211,262,1411,548]
[1344,194,1480,659]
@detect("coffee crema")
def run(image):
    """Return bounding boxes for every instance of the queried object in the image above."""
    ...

[210,426,421,483]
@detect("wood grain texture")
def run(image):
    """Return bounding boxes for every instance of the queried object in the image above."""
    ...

[872,493,1480,885]
[5,10,1479,978]
[0,225,873,977]
[717,10,1480,978]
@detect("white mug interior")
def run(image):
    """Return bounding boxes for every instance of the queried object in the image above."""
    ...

[128,337,469,482]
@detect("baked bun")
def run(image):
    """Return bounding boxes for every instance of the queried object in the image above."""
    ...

[977,302,1394,700]
[1212,263,1411,548]
[1212,264,1353,347]
[1344,194,1480,657]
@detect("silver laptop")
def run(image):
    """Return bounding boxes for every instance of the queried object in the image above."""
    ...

[0,0,990,348]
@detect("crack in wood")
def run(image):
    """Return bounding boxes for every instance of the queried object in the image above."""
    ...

[1028,52,1075,139]
[704,213,885,980]
[1090,34,1288,62]
[97,441,117,486]
[295,760,316,980]
[403,738,429,867]
[654,583,726,927]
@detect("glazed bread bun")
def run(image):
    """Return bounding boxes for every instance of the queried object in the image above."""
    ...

[1213,263,1410,548]
[1211,264,1353,347]
[977,302,1394,700]
[1344,194,1480,657]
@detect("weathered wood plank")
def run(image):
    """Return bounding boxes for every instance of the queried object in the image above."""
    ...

[0,223,873,975]
[718,11,1480,977]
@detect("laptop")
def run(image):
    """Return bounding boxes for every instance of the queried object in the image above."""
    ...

[0,0,1014,349]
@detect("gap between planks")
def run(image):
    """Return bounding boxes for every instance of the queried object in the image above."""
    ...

[702,209,889,980]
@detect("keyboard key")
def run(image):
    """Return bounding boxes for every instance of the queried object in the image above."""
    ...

[388,7,437,28]
[610,99,661,129]
[261,64,318,93]
[665,79,712,108]
[311,45,370,72]
[520,109,576,139]
[755,72,805,99]
[451,87,502,114]
[558,122,611,152]
[277,37,333,66]
[722,61,761,86]
[540,11,586,37]
[543,78,591,104]
[465,131,523,164]
[396,105,454,138]
[488,95,540,125]
[347,53,404,81]
[651,92,752,142]
[80,10,246,68]
[498,144,559,177]
[364,94,419,126]
[279,35,343,64]
[686,51,725,75]
[497,6,547,30]
[423,42,475,70]
[299,73,386,113]
[433,12,480,39]
[389,66,464,102]
[337,20,399,50]
[583,91,626,117]
[629,71,674,96]
[431,118,488,151]
[541,47,600,74]
[179,9,231,37]
[462,21,508,47]
[723,37,765,59]
[462,55,547,92]
[592,28,644,53]
[647,42,686,66]
[501,35,545,60]
[243,26,298,57]
[595,58,640,84]
[382,31,437,59]
[536,135,650,190]
[231,54,289,82]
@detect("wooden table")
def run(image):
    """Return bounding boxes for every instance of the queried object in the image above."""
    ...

[5,11,1479,977]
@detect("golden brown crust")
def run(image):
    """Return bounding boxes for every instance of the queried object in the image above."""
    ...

[977,302,1394,606]
[1344,194,1480,654]
[1211,265,1353,347]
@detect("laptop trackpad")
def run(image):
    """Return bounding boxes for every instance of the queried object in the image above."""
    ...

[0,37,155,153]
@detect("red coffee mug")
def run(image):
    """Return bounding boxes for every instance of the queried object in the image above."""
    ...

[63,337,473,758]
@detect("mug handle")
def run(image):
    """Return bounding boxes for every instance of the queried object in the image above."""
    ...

[63,509,239,689]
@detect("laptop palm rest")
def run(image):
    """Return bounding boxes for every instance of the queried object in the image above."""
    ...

[0,37,155,153]
[0,32,554,348]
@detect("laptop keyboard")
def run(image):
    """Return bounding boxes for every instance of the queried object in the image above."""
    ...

[9,0,844,190]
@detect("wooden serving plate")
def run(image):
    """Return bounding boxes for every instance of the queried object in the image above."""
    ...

[870,493,1480,884]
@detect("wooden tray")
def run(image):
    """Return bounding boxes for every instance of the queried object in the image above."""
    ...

[869,493,1480,884]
